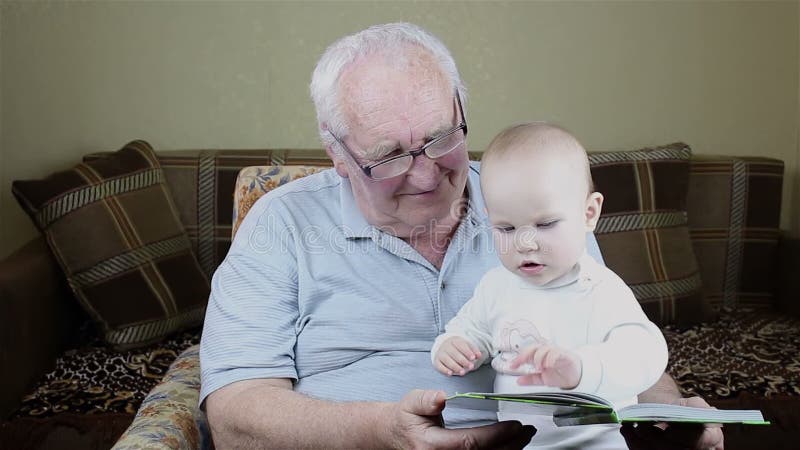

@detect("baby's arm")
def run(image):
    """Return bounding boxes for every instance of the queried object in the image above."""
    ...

[573,279,668,397]
[430,270,499,376]
[432,336,483,376]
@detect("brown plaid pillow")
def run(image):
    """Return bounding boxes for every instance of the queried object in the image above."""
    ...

[12,140,209,349]
[687,156,784,311]
[590,142,710,326]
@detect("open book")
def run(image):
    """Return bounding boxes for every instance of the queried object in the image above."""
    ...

[446,391,770,427]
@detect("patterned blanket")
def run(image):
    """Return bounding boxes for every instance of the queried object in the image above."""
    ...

[13,309,800,418]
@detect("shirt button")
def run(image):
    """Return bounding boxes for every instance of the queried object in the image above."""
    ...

[441,283,446,290]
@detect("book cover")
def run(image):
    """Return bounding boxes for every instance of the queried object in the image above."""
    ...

[446,392,770,427]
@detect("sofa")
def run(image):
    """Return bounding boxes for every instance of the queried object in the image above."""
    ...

[1,141,799,449]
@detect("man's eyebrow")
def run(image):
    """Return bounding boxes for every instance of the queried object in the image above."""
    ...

[362,141,399,161]
[426,123,453,140]
[362,121,455,161]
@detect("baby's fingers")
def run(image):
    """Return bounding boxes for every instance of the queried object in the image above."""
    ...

[436,355,465,376]
[517,372,545,386]
[443,347,475,375]
[452,339,481,360]
[531,345,553,371]
[542,347,564,370]
[509,345,541,369]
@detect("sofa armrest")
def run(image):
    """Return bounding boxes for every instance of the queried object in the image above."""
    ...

[0,237,87,418]
[777,236,800,317]
[112,345,211,450]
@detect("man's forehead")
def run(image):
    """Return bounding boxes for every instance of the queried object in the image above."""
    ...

[341,71,450,111]
[340,49,450,107]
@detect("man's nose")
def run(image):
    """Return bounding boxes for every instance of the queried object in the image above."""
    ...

[405,152,440,187]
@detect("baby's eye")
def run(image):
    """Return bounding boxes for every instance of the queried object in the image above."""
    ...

[494,225,515,233]
[537,220,558,229]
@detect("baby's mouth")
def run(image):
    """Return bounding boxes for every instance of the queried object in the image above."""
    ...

[519,261,545,274]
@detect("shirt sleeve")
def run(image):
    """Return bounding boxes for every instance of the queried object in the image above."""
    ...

[571,269,668,401]
[199,195,301,406]
[431,269,500,367]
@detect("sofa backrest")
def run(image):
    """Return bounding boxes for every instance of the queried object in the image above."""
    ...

[137,149,782,312]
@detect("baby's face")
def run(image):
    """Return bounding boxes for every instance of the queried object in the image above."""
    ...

[483,150,600,286]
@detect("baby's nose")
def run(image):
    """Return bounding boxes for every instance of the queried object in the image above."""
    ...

[516,227,539,251]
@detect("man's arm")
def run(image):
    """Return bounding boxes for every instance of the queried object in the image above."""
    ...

[632,373,724,450]
[206,378,535,449]
[638,371,682,404]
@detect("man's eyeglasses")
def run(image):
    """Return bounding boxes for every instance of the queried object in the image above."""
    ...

[328,91,468,180]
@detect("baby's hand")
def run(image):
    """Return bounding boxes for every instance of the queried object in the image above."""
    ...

[509,344,581,389]
[433,336,482,376]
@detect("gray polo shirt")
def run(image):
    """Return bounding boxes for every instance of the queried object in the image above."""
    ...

[200,163,602,427]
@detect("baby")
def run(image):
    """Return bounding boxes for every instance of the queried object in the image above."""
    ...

[431,122,668,448]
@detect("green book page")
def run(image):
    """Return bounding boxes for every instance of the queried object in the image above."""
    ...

[446,392,615,423]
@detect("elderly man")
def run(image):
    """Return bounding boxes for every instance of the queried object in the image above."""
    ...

[200,23,723,449]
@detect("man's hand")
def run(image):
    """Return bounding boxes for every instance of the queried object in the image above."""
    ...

[433,336,482,376]
[388,389,536,449]
[509,344,581,389]
[620,396,724,450]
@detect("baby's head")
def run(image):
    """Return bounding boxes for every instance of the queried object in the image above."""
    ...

[480,122,603,286]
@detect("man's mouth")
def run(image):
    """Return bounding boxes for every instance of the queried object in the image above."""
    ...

[403,180,443,197]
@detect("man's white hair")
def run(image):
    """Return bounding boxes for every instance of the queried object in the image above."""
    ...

[310,22,467,149]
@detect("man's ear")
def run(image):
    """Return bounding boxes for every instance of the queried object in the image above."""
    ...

[321,124,349,178]
[585,192,604,232]
[324,145,349,178]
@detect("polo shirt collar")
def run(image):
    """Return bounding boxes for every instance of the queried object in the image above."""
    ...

[339,176,372,238]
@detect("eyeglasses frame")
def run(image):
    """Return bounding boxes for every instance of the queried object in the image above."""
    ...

[327,90,468,180]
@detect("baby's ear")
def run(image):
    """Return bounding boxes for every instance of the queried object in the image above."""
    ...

[584,192,604,232]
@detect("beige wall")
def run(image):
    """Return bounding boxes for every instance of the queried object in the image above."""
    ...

[1,1,798,258]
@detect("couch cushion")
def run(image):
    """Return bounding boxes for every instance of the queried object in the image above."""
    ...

[231,165,327,238]
[12,140,209,349]
[664,307,800,400]
[11,329,200,418]
[590,142,709,326]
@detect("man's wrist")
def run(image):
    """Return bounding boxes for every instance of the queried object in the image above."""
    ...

[369,401,400,449]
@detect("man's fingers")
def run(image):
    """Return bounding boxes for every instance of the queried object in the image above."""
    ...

[621,422,721,450]
[425,421,536,450]
[401,389,446,417]
[620,423,691,450]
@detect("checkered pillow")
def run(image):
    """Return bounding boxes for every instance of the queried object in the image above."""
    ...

[12,140,209,349]
[590,142,710,326]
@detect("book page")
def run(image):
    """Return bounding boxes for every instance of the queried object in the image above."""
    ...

[618,403,769,425]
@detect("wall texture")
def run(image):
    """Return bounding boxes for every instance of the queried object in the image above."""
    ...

[1,1,798,258]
